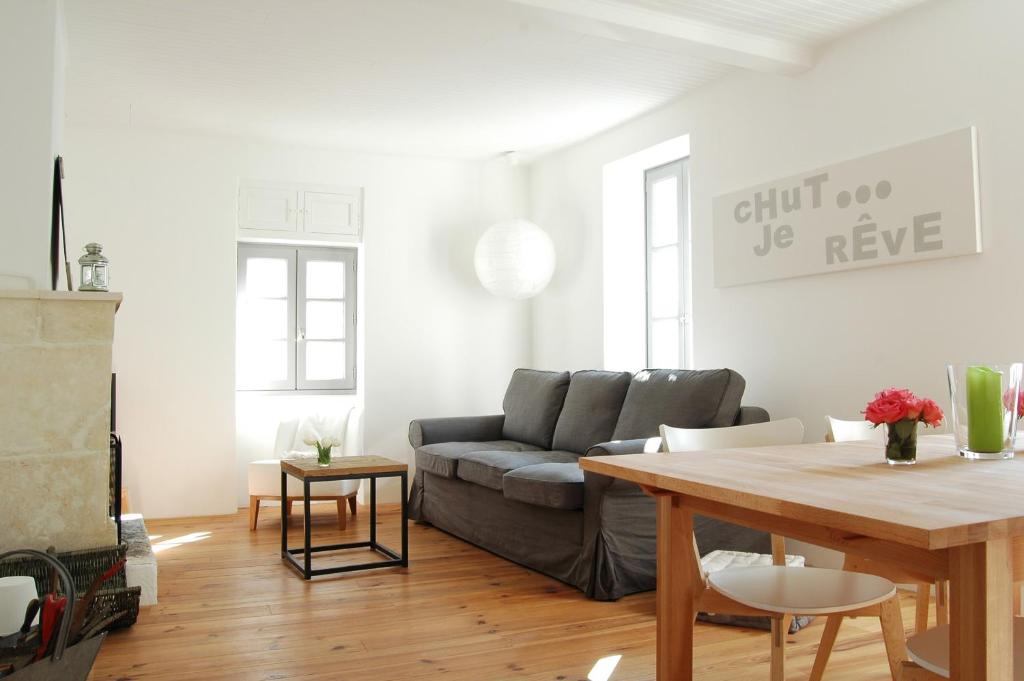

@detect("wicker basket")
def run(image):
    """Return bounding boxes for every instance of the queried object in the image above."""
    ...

[0,550,105,681]
[0,544,140,629]
[91,586,141,630]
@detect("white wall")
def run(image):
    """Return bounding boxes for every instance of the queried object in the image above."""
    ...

[0,0,65,289]
[65,124,530,517]
[528,0,1024,437]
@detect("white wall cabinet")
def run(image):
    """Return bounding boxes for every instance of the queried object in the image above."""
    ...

[238,181,362,242]
[239,184,298,232]
[302,189,361,236]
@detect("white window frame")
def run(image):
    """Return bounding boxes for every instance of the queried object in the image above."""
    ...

[644,157,691,369]
[236,243,357,393]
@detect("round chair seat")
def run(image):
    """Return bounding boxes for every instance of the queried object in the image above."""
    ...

[907,619,1024,679]
[708,566,896,615]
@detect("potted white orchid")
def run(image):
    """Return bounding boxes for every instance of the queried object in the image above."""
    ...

[304,436,341,467]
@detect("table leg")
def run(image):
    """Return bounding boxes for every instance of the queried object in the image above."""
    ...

[400,472,409,567]
[303,479,312,580]
[657,494,698,681]
[948,538,1012,680]
[280,472,287,557]
[370,475,377,548]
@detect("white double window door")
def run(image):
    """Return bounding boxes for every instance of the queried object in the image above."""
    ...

[236,244,356,392]
[644,158,690,370]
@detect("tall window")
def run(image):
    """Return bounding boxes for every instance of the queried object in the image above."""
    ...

[644,158,690,369]
[236,244,356,392]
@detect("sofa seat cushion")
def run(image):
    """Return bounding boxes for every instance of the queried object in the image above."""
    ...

[611,368,746,440]
[551,370,632,454]
[456,450,578,491]
[502,463,584,510]
[502,369,571,449]
[415,440,541,479]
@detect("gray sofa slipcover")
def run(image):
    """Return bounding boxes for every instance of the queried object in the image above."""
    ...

[408,367,770,601]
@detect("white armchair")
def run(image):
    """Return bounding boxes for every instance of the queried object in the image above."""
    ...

[248,407,363,530]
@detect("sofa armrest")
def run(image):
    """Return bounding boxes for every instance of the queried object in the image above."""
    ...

[581,437,662,518]
[577,409,774,600]
[408,414,505,449]
[734,406,770,426]
[584,437,662,457]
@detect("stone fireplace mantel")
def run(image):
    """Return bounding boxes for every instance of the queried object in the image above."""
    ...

[0,289,122,552]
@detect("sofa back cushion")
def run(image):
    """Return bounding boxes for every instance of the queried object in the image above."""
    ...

[551,370,632,453]
[502,369,571,448]
[611,369,746,440]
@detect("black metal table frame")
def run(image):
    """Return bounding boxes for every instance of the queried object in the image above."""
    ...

[280,467,408,580]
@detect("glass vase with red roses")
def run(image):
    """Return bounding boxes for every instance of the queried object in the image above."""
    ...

[864,388,944,465]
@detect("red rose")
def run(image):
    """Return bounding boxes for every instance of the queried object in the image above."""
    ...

[864,388,943,427]
[864,395,909,425]
[919,398,943,427]
[876,387,914,402]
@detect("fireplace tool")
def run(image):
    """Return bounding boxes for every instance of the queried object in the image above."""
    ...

[0,550,106,681]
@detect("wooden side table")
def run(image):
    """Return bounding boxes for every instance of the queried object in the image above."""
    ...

[280,455,408,580]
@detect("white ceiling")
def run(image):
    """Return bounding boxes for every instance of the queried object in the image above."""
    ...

[622,0,930,45]
[63,0,930,159]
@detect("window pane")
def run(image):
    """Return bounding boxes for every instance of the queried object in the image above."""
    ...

[239,298,287,340]
[650,319,679,369]
[650,246,679,319]
[238,340,288,383]
[246,258,288,298]
[305,341,346,381]
[306,260,345,299]
[305,301,345,339]
[650,177,679,248]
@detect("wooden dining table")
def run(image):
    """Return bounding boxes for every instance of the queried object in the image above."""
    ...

[579,434,1024,680]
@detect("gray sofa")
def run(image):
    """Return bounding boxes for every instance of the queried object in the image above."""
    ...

[408,367,770,601]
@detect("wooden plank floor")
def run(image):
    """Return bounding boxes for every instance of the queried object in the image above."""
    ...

[90,504,922,680]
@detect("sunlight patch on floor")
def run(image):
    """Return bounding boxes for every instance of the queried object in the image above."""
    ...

[588,654,622,681]
[151,531,211,554]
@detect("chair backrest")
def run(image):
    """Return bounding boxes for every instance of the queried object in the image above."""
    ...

[659,417,805,452]
[289,407,356,455]
[273,419,299,458]
[825,415,877,443]
[342,406,364,457]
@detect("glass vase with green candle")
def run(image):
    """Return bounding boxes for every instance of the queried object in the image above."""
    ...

[947,363,1024,460]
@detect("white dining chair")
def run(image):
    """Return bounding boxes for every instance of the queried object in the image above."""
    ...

[247,407,363,531]
[825,415,878,443]
[811,416,948,680]
[659,418,906,681]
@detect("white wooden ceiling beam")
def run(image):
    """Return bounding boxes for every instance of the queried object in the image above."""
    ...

[504,0,815,75]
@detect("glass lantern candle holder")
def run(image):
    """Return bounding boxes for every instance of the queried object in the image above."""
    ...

[946,363,1023,460]
[78,242,109,292]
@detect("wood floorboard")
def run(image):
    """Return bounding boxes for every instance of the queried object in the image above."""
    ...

[89,505,922,680]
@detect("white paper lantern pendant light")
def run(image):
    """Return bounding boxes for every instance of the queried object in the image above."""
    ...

[473,219,556,300]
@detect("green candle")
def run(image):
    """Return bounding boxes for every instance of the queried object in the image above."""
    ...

[967,365,1004,453]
